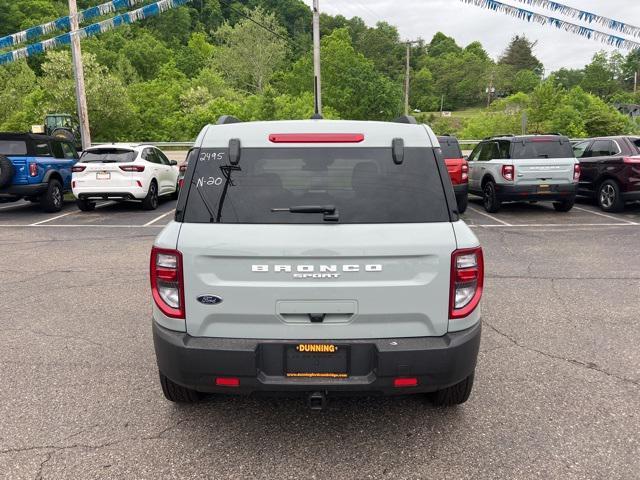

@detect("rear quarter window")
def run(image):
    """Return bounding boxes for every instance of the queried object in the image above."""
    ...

[181,147,450,224]
[438,138,462,159]
[511,139,574,159]
[0,140,27,156]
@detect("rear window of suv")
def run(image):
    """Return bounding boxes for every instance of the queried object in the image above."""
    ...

[511,139,574,159]
[182,147,450,224]
[438,138,462,159]
[81,149,137,163]
[0,140,28,156]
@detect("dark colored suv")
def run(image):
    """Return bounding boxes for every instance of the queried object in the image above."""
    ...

[438,136,468,213]
[573,136,640,212]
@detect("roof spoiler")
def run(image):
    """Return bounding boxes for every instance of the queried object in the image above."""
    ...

[393,115,417,124]
[217,115,242,125]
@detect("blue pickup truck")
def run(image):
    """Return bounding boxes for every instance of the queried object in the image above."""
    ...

[0,133,78,212]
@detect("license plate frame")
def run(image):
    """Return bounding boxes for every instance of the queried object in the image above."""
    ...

[285,344,349,379]
[96,172,111,180]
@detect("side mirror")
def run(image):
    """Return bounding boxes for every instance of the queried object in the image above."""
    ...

[170,160,178,166]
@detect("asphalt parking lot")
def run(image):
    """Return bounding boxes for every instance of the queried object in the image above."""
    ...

[0,196,638,479]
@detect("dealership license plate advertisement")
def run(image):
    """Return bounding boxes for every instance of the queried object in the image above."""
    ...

[285,344,348,378]
[96,172,111,180]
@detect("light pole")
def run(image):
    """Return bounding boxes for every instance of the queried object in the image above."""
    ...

[312,0,322,117]
[404,41,420,116]
[68,0,91,150]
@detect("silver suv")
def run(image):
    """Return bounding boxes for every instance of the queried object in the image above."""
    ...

[150,116,483,409]
[468,135,580,213]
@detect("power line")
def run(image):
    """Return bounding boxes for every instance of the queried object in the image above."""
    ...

[510,0,640,39]
[218,0,306,53]
[461,0,640,50]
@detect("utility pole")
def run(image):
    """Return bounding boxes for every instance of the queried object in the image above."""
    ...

[404,42,411,116]
[69,0,91,150]
[312,0,322,117]
[634,71,637,94]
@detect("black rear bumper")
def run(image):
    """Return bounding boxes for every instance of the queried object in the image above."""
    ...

[153,321,481,395]
[77,193,136,200]
[453,183,468,197]
[0,183,48,198]
[495,183,577,202]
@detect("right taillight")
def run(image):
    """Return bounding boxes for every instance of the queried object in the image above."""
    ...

[150,247,185,319]
[573,164,581,182]
[450,247,484,319]
[179,164,188,172]
[623,156,640,164]
[501,165,515,182]
[120,165,145,172]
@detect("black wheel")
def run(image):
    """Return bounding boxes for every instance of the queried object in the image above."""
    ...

[142,180,159,210]
[159,372,202,403]
[598,179,624,213]
[0,155,16,188]
[553,197,575,212]
[41,179,64,212]
[482,181,501,213]
[456,193,468,214]
[76,198,96,212]
[430,373,475,407]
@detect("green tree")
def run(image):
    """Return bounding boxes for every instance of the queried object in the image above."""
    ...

[122,32,174,81]
[513,70,540,93]
[581,52,620,99]
[498,35,543,76]
[281,28,402,120]
[214,7,288,93]
[549,68,584,90]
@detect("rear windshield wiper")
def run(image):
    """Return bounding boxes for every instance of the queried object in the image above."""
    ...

[271,205,339,222]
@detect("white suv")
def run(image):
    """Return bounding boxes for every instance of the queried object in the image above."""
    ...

[72,144,180,211]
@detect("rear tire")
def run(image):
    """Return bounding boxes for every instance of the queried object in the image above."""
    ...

[41,179,64,213]
[456,193,468,214]
[553,197,575,212]
[0,155,16,188]
[159,372,202,403]
[142,180,159,210]
[76,198,96,212]
[483,181,501,213]
[597,179,624,213]
[430,373,475,407]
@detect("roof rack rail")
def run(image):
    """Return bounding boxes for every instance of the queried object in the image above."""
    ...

[483,134,515,140]
[393,115,417,125]
[216,115,242,125]
[538,132,563,136]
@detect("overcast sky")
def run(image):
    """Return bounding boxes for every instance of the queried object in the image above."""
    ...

[302,0,640,72]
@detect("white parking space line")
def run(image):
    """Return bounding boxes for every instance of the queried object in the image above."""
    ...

[573,206,639,225]
[28,201,115,226]
[143,210,175,227]
[467,206,512,226]
[470,223,639,228]
[0,202,30,210]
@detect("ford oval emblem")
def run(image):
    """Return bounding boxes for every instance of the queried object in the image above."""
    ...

[197,295,223,305]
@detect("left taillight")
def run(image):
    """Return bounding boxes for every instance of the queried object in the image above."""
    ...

[150,247,185,319]
[450,247,484,319]
[71,165,86,173]
[573,163,581,182]
[29,163,39,176]
[501,165,515,182]
[461,161,469,182]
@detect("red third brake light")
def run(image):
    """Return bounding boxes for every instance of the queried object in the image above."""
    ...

[119,165,145,172]
[150,247,185,319]
[450,247,484,319]
[573,164,581,182]
[269,133,365,143]
[501,165,515,182]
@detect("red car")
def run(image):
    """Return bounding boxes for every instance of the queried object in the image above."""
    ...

[438,136,468,213]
